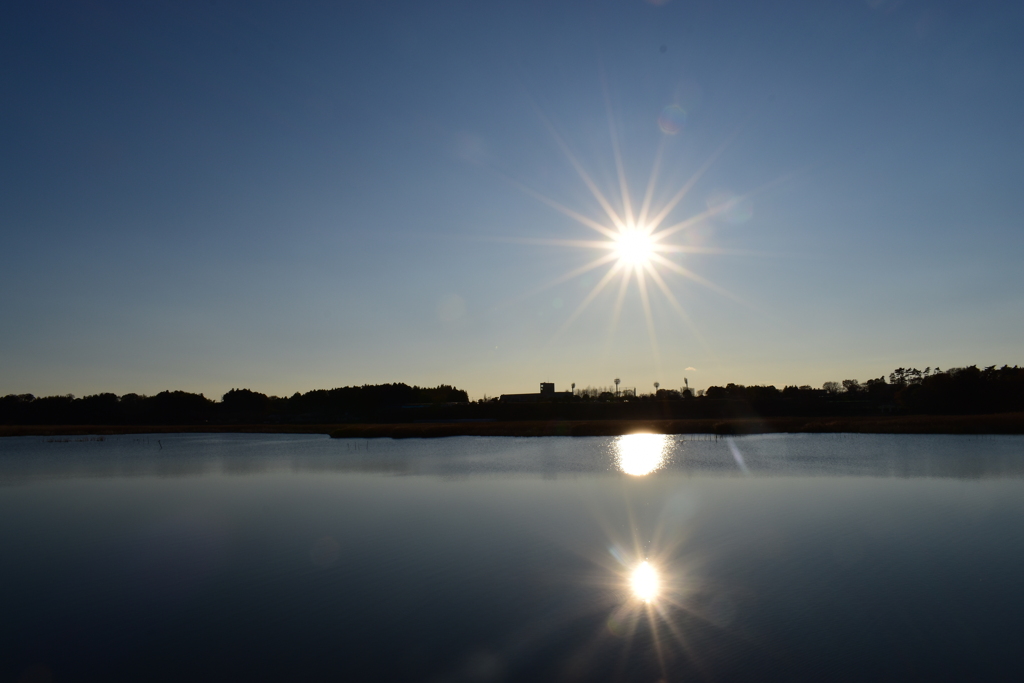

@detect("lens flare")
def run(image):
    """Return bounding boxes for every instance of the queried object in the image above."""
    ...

[631,561,659,602]
[658,105,687,134]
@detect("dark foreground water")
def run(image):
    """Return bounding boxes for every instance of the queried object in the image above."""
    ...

[2,433,1024,682]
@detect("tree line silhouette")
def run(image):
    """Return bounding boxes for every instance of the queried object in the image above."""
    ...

[690,365,1024,418]
[0,384,468,425]
[531,365,1023,421]
[1,366,1021,426]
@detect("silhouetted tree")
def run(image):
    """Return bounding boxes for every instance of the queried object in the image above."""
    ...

[222,388,271,422]
[842,379,862,394]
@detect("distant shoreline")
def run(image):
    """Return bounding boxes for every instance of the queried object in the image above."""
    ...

[3,413,1024,438]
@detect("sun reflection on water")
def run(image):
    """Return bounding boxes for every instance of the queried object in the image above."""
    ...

[615,433,670,475]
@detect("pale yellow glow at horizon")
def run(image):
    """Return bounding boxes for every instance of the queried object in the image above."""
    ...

[631,561,659,602]
[615,433,670,475]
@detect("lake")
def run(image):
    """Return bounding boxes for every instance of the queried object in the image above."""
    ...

[2,433,1023,682]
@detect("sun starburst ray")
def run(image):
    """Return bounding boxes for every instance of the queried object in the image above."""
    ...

[644,264,716,356]
[653,244,758,256]
[637,138,667,229]
[507,251,622,307]
[535,107,628,230]
[648,613,670,680]
[645,135,736,233]
[510,178,621,240]
[648,208,717,242]
[653,171,798,242]
[644,264,693,326]
[484,236,620,250]
[635,266,661,367]
[648,252,750,308]
[603,267,634,354]
[551,263,623,342]
[655,605,714,679]
[603,78,634,229]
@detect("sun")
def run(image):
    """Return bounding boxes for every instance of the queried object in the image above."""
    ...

[498,100,767,362]
[613,227,657,267]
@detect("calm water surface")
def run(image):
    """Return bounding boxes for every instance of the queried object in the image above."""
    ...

[2,433,1023,682]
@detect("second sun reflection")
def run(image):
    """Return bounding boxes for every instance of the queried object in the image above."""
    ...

[631,561,660,603]
[607,432,691,675]
[613,433,672,609]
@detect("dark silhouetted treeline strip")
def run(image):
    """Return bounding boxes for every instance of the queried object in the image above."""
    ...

[0,384,469,426]
[676,365,1024,419]
[447,365,1024,423]
[2,366,1022,430]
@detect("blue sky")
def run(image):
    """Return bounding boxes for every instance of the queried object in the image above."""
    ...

[2,0,1022,399]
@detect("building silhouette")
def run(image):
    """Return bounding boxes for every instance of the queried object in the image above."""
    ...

[500,382,574,403]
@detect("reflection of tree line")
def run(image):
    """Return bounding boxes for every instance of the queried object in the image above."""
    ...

[3,436,1023,480]
[1,366,1021,426]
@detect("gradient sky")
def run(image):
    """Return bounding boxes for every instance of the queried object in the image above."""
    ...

[2,0,1022,400]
